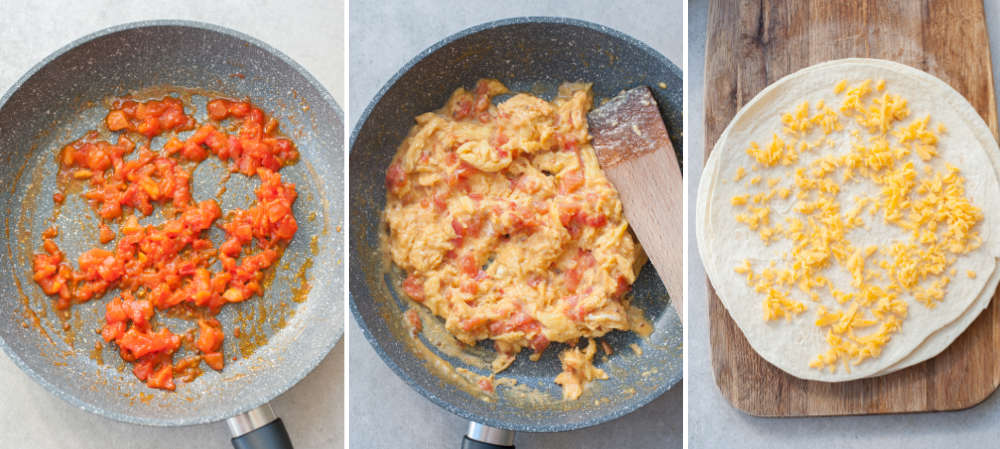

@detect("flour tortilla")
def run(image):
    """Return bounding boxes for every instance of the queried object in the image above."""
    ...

[869,94,1000,376]
[698,58,1000,382]
[698,141,1000,380]
[868,264,999,377]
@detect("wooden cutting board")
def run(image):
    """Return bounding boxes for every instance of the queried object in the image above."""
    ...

[705,0,1000,416]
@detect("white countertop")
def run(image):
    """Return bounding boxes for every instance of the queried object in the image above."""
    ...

[687,0,1000,447]
[348,0,683,448]
[0,1,345,448]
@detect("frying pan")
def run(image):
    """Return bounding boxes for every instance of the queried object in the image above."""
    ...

[349,17,682,446]
[0,21,344,448]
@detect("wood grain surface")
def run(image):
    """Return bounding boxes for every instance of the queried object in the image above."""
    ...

[590,87,684,321]
[704,0,1000,416]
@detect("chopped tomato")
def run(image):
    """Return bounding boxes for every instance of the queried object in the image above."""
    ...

[385,163,407,194]
[585,213,607,227]
[196,318,225,354]
[445,161,475,188]
[493,130,509,147]
[105,110,130,131]
[145,362,175,391]
[563,295,588,321]
[203,352,224,370]
[98,223,115,244]
[106,96,194,137]
[478,377,494,393]
[560,134,579,152]
[32,96,300,391]
[206,99,230,120]
[458,254,479,276]
[404,309,422,335]
[559,169,585,194]
[564,249,598,292]
[452,97,473,120]
[402,274,425,302]
[613,275,631,298]
[116,327,181,359]
[459,316,488,332]
[530,334,550,354]
[451,213,484,238]
[488,311,540,336]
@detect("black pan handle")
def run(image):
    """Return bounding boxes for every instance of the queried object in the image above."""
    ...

[462,422,515,449]
[228,404,294,449]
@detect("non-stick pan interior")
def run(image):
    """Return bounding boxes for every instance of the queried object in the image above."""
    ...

[0,21,344,426]
[350,17,682,432]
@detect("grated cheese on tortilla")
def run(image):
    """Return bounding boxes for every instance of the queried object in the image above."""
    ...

[729,80,984,373]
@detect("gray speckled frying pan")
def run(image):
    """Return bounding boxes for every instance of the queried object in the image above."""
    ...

[349,17,682,446]
[0,21,343,448]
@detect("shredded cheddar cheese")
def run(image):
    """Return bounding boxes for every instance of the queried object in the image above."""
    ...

[734,166,746,182]
[731,79,984,374]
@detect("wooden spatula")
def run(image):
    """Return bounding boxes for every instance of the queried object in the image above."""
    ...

[588,86,683,322]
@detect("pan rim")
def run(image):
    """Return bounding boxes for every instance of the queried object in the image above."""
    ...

[0,19,344,427]
[349,16,682,433]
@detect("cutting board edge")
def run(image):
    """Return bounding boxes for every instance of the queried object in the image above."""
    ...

[704,0,1000,416]
[709,292,1000,417]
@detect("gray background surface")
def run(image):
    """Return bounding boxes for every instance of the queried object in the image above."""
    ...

[0,1,345,448]
[688,0,1000,447]
[348,1,683,448]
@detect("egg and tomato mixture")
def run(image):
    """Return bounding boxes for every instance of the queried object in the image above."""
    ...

[383,79,643,399]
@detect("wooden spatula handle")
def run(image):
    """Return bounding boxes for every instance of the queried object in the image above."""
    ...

[610,148,684,321]
[589,86,684,322]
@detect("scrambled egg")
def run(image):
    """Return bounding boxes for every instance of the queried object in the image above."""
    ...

[383,79,643,399]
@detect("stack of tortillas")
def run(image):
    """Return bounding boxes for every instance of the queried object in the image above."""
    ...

[697,58,1000,382]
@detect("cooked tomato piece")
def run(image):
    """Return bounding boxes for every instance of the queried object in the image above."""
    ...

[106,97,193,138]
[530,334,550,354]
[452,98,473,120]
[206,99,230,121]
[404,309,422,335]
[458,254,479,276]
[196,319,225,355]
[563,295,588,321]
[101,321,126,343]
[386,163,406,193]
[33,96,299,391]
[559,169,585,195]
[117,327,180,359]
[402,274,425,302]
[431,193,448,212]
[478,377,494,393]
[560,135,579,152]
[451,213,484,238]
[105,110,130,131]
[203,352,224,371]
[145,363,175,391]
[459,316,488,332]
[98,223,115,244]
[585,213,607,227]
[613,275,631,298]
